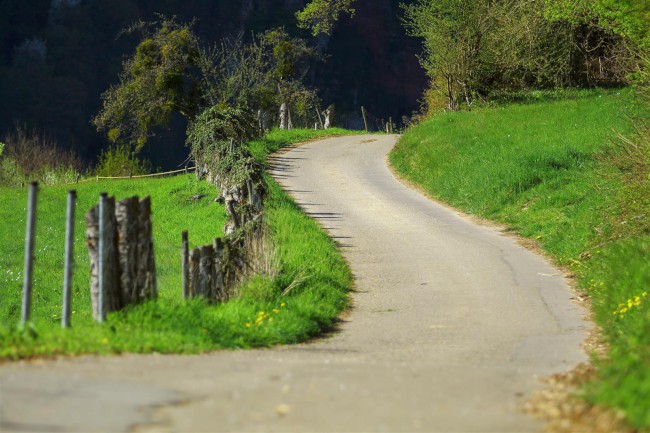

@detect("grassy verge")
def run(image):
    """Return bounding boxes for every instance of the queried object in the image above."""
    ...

[390,89,650,429]
[0,128,353,359]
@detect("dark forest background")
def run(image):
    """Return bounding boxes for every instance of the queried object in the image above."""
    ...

[0,0,426,168]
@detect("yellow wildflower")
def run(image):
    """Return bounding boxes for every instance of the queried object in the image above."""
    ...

[101,338,108,344]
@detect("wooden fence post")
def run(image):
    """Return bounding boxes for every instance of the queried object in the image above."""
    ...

[116,197,139,305]
[136,197,157,300]
[96,193,120,323]
[85,205,99,320]
[361,106,369,132]
[61,189,76,328]
[21,181,38,327]
[213,238,226,301]
[198,245,214,298]
[182,231,189,300]
[97,193,108,323]
[189,247,200,298]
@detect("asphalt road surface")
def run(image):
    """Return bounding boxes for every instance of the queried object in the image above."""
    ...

[0,135,590,432]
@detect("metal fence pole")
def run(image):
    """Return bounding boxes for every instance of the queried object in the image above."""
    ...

[62,190,76,328]
[21,182,38,327]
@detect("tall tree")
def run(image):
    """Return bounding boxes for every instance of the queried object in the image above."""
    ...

[93,18,207,149]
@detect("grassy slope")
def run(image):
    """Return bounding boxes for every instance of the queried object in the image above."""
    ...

[0,128,354,358]
[390,89,650,429]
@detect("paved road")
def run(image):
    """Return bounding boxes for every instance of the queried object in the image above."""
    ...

[0,135,589,432]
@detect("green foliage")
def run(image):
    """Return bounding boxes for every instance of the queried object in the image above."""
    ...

[545,0,649,49]
[402,0,487,110]
[94,19,321,154]
[93,18,206,150]
[404,0,636,113]
[391,89,650,428]
[0,157,24,187]
[226,28,319,113]
[187,105,260,187]
[95,143,151,177]
[296,0,356,36]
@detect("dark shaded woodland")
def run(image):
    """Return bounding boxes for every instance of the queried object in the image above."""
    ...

[0,0,426,168]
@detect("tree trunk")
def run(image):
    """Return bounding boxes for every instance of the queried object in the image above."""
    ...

[279,103,288,130]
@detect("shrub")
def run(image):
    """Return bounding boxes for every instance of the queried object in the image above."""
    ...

[0,125,84,186]
[95,143,151,177]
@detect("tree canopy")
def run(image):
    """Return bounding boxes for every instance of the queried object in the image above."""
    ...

[403,0,648,113]
[296,0,356,36]
[93,19,320,151]
[93,19,206,149]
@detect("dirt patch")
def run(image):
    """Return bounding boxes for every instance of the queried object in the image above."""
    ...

[523,362,632,433]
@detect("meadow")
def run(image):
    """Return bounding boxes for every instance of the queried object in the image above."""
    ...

[0,128,354,358]
[390,89,650,428]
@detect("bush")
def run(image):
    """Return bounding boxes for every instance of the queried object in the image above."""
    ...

[95,143,151,177]
[0,125,84,186]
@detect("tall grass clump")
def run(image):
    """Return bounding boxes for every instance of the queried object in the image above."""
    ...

[0,128,353,359]
[390,88,650,428]
[0,124,84,186]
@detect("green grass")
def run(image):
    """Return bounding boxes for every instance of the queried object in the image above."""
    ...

[390,88,650,429]
[0,128,354,359]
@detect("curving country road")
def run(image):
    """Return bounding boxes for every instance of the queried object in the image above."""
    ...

[0,135,589,432]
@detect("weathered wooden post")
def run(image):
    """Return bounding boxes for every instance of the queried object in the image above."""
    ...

[198,245,214,298]
[97,193,109,323]
[361,106,369,132]
[85,205,99,319]
[136,197,157,300]
[21,181,38,327]
[189,247,200,298]
[182,230,189,300]
[213,238,226,301]
[116,197,138,304]
[87,194,157,318]
[61,189,76,328]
